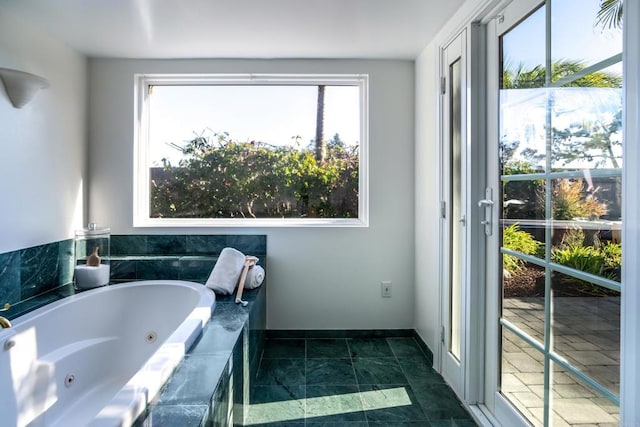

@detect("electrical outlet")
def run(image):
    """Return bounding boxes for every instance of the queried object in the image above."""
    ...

[381,281,392,297]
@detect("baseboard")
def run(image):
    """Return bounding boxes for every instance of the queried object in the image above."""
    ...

[266,329,415,339]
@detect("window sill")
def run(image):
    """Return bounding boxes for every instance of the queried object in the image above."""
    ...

[133,217,369,228]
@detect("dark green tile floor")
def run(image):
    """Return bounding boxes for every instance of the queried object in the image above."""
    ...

[246,337,478,426]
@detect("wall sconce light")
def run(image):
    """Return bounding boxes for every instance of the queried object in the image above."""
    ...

[0,67,50,109]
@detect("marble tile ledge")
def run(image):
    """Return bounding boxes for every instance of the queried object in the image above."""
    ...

[137,283,266,426]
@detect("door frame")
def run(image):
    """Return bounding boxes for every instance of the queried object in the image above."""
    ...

[621,0,640,424]
[437,22,487,405]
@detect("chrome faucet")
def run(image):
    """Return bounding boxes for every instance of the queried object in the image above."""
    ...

[0,303,12,329]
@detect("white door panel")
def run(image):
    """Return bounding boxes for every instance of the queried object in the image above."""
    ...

[440,29,467,397]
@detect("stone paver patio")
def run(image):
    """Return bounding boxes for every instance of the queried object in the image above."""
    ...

[501,296,620,427]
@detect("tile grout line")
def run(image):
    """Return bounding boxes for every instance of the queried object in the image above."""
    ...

[346,338,367,424]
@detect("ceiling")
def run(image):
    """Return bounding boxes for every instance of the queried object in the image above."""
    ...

[0,0,465,59]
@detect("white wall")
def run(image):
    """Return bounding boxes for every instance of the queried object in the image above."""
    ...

[0,11,87,253]
[88,59,415,330]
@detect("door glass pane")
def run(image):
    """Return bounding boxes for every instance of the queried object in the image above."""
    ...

[551,362,620,425]
[501,6,546,88]
[500,5,547,173]
[551,176,622,280]
[498,1,622,425]
[501,327,544,427]
[551,0,623,84]
[450,58,462,360]
[551,273,620,396]
[502,284,544,345]
[500,2,547,364]
[500,89,548,173]
[550,87,622,171]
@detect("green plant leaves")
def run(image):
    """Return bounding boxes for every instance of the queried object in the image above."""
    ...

[150,132,359,219]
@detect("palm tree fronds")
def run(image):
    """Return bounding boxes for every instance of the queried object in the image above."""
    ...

[595,0,623,30]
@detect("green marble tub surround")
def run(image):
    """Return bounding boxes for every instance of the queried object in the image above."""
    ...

[109,234,267,284]
[185,234,267,255]
[135,257,181,280]
[0,234,266,318]
[189,303,250,357]
[139,282,267,426]
[143,404,209,427]
[155,354,230,406]
[0,234,268,427]
[0,250,20,305]
[0,239,74,312]
[179,256,217,281]
[109,235,148,255]
[0,283,75,320]
[110,234,266,258]
[146,235,188,255]
[109,258,137,281]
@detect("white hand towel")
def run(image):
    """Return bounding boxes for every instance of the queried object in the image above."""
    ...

[244,265,265,289]
[206,247,246,295]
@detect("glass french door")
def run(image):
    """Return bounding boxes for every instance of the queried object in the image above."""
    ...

[486,0,623,425]
[441,29,467,396]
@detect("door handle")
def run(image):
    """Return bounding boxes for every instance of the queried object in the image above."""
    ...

[478,188,494,236]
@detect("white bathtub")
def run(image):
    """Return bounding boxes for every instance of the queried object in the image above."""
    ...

[0,280,216,427]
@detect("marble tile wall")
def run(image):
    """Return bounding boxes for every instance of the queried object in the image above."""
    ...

[0,239,74,311]
[110,234,267,256]
[0,235,266,318]
[110,234,267,284]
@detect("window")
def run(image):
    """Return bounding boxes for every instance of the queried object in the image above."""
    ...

[134,74,368,227]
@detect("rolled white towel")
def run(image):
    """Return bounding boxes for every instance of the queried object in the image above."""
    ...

[75,264,110,289]
[206,247,245,295]
[244,265,265,289]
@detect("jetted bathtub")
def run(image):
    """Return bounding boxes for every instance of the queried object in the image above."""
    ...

[0,280,216,427]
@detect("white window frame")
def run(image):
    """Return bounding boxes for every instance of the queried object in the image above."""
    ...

[133,73,369,227]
